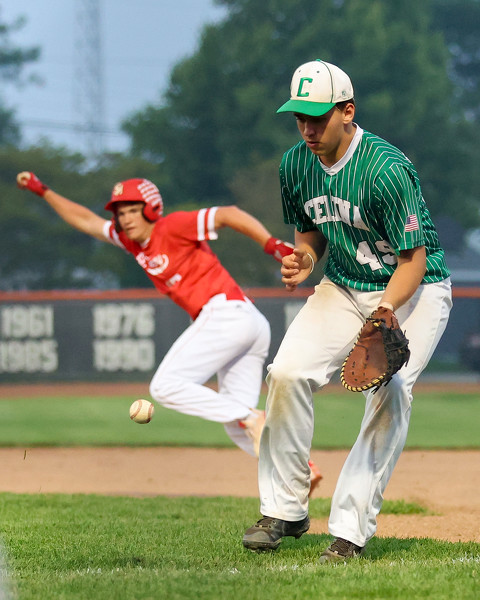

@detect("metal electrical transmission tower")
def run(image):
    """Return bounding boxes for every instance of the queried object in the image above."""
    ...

[74,0,105,158]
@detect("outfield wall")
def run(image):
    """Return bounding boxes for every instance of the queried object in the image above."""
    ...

[0,287,477,383]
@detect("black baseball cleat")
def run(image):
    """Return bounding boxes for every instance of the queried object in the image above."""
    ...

[319,537,365,563]
[242,515,310,551]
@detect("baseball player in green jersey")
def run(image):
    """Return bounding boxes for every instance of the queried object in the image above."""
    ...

[243,59,452,561]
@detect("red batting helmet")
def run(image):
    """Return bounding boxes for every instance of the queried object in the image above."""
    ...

[104,178,163,222]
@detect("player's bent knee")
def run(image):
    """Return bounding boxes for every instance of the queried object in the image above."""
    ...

[266,363,305,386]
[149,378,181,406]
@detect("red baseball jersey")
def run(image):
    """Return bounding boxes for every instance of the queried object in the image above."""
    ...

[103,207,246,319]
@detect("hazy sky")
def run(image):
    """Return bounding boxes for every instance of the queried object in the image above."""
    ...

[1,0,226,154]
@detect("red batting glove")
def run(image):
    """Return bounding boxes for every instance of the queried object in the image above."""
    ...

[16,171,50,197]
[264,236,294,263]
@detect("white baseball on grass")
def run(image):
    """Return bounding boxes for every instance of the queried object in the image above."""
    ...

[129,399,154,424]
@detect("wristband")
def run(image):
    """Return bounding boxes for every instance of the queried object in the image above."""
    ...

[264,237,295,263]
[378,301,394,312]
[306,252,315,274]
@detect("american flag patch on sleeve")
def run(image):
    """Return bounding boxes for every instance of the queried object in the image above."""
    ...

[405,214,419,232]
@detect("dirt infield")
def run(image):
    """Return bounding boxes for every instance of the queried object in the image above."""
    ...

[1,382,479,544]
[0,447,478,543]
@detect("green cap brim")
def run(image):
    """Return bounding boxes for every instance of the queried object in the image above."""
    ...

[276,99,336,116]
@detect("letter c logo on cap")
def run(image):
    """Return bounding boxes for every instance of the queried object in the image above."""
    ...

[297,77,313,97]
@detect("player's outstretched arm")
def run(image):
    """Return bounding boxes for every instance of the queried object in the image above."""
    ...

[214,205,293,263]
[16,171,108,241]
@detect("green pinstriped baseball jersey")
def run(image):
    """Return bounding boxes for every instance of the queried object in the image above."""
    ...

[280,127,449,291]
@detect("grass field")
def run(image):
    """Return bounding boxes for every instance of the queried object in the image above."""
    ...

[0,389,478,599]
[0,494,478,600]
[0,390,478,448]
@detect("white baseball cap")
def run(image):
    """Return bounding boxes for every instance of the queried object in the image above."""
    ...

[277,59,354,116]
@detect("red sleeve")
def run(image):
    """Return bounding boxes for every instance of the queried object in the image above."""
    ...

[166,208,219,243]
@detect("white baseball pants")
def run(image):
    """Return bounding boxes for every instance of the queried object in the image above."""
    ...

[149,294,271,456]
[258,276,452,546]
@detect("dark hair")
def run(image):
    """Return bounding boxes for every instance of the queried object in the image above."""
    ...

[336,98,355,110]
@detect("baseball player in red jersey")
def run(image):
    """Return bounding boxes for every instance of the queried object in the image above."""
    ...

[16,172,322,492]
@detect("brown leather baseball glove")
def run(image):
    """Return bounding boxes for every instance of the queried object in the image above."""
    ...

[340,307,410,393]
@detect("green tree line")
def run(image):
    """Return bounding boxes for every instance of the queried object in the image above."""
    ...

[1,0,479,290]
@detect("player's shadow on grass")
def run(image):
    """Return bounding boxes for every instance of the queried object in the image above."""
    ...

[366,537,425,560]
[281,534,418,561]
